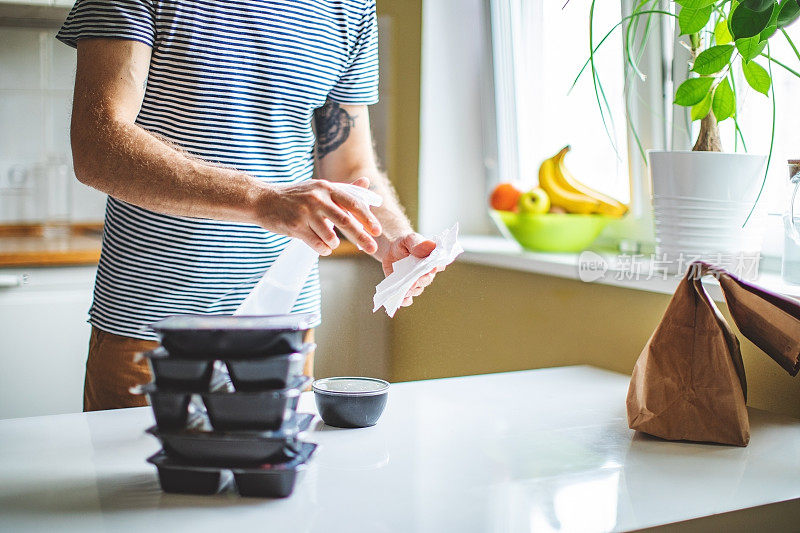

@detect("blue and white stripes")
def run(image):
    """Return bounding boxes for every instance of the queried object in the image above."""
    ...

[57,0,379,339]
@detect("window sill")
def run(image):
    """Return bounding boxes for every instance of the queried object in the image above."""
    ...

[458,235,800,303]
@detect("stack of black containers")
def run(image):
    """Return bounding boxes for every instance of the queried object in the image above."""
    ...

[134,313,318,498]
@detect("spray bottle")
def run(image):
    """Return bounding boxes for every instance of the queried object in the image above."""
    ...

[235,183,382,315]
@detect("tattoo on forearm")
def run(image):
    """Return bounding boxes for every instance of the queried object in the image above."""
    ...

[314,100,356,159]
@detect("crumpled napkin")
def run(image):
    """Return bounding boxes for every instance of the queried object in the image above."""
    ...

[373,223,463,317]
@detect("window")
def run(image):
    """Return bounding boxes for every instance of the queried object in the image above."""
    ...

[490,0,630,204]
[714,29,800,217]
[488,0,800,258]
[417,0,630,237]
[418,0,799,261]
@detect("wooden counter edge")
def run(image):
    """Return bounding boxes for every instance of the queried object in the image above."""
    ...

[0,236,365,269]
[0,249,102,268]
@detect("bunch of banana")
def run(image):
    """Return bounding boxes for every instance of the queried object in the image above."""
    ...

[538,146,628,217]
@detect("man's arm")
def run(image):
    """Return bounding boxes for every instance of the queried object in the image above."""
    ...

[71,39,380,256]
[314,100,440,306]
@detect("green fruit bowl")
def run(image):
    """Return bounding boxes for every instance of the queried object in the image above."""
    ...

[490,210,611,253]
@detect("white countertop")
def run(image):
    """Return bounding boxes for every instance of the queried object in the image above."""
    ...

[1,366,799,533]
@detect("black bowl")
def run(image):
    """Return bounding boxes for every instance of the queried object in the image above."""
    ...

[312,377,389,428]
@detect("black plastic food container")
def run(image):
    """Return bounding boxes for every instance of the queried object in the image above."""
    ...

[203,376,310,431]
[139,347,214,391]
[147,442,317,498]
[147,412,314,466]
[232,442,317,498]
[139,385,192,430]
[147,455,233,495]
[312,377,389,428]
[149,314,317,358]
[225,344,312,391]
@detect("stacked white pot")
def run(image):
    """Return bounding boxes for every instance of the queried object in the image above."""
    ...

[649,151,767,273]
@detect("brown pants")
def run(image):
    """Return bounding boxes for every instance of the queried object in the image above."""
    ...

[84,326,315,412]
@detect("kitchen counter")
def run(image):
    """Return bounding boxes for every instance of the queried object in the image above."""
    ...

[0,224,103,267]
[0,224,362,267]
[1,366,799,532]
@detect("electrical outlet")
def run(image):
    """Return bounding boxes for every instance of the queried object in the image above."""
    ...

[0,164,33,191]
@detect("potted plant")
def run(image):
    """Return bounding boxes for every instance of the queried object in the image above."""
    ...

[579,0,800,266]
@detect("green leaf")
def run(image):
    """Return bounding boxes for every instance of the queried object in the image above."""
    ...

[691,89,714,120]
[712,78,736,120]
[675,0,717,7]
[778,0,800,27]
[760,24,779,39]
[741,0,777,10]
[731,2,778,38]
[742,59,772,93]
[692,44,736,74]
[679,4,714,34]
[759,3,781,38]
[715,18,734,44]
[674,77,715,106]
[736,35,768,60]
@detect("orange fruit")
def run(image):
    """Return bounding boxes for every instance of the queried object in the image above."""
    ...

[489,183,523,211]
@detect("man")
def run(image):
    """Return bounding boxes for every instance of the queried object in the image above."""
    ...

[57,0,439,411]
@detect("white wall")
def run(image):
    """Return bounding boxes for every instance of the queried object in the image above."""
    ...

[316,257,391,380]
[418,0,495,236]
[0,25,107,223]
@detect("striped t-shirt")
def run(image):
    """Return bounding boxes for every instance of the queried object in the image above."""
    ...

[57,0,379,340]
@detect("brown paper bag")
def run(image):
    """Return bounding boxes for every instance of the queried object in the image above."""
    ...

[627,261,800,446]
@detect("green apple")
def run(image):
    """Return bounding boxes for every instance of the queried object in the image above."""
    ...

[518,187,551,214]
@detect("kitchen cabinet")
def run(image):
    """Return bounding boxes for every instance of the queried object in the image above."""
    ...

[0,1,67,5]
[0,1,50,5]
[0,1,71,25]
[0,266,95,419]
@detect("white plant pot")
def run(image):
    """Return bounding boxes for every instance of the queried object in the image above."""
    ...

[649,150,767,201]
[648,150,767,271]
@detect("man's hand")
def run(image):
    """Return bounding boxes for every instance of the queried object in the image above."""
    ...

[312,100,444,309]
[382,233,444,308]
[254,177,382,256]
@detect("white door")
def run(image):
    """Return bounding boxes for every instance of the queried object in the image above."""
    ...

[0,266,95,418]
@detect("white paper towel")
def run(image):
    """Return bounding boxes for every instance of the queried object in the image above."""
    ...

[373,223,463,317]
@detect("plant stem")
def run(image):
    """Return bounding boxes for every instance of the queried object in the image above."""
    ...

[761,52,800,79]
[782,28,800,63]
[693,112,724,151]
[588,0,617,152]
[689,31,723,152]
[570,9,676,93]
[728,69,747,151]
[743,42,776,226]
